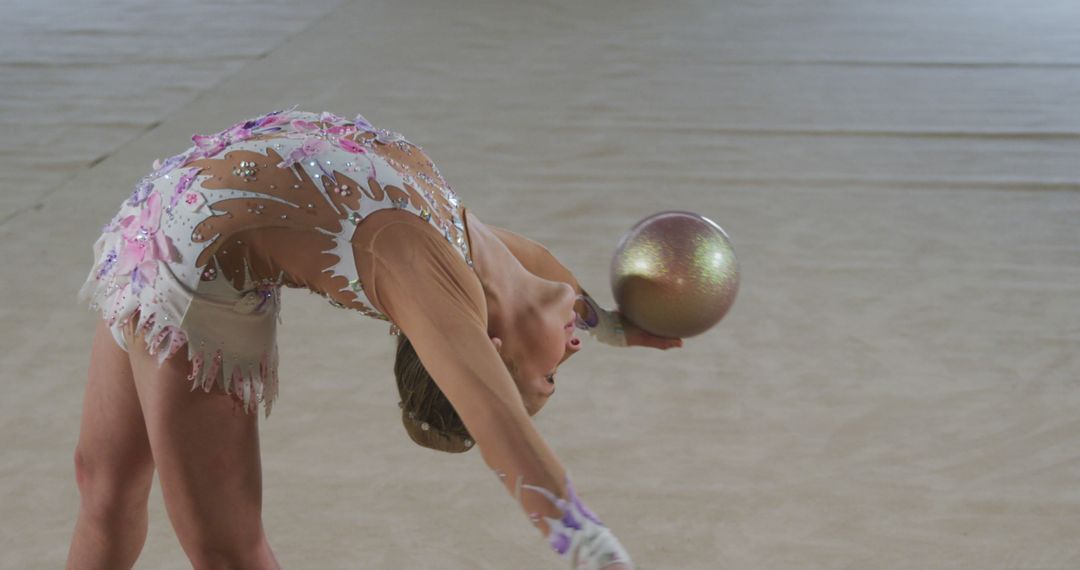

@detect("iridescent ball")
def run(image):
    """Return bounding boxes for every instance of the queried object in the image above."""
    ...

[610,211,739,338]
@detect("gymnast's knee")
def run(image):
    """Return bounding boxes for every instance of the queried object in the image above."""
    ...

[73,447,152,523]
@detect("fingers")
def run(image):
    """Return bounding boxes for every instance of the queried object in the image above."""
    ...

[639,336,682,349]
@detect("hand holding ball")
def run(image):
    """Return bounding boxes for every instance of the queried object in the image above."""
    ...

[610,211,739,339]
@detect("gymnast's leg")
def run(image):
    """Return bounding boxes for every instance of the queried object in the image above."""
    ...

[127,329,280,570]
[67,319,156,569]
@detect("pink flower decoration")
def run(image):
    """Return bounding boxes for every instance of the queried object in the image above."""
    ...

[337,137,367,154]
[255,113,290,129]
[326,124,356,136]
[277,137,330,169]
[116,192,175,291]
[192,133,228,158]
[224,123,253,141]
[302,138,329,155]
[290,119,320,133]
[184,192,199,205]
[191,122,254,159]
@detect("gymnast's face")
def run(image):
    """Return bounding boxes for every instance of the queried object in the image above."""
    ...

[492,281,583,416]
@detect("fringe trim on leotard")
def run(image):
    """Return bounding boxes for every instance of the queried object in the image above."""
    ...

[184,341,279,417]
[79,232,280,417]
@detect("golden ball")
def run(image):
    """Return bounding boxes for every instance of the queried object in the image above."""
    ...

[610,210,739,338]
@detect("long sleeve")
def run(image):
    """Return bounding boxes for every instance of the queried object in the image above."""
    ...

[487,225,627,347]
[357,219,566,524]
[355,216,632,568]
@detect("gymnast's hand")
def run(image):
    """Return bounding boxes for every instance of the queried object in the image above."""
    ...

[617,311,684,350]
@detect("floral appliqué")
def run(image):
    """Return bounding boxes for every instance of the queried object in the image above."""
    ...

[116,192,177,292]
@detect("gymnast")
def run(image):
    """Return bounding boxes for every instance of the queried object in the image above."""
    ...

[68,108,682,569]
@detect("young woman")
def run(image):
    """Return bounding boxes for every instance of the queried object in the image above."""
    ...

[70,107,682,569]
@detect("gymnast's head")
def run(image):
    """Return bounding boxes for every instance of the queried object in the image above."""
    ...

[393,282,583,453]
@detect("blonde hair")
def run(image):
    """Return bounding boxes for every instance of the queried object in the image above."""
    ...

[394,334,519,453]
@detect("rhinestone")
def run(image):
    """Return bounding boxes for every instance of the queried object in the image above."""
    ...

[280,215,287,220]
[420,422,429,431]
[293,184,301,189]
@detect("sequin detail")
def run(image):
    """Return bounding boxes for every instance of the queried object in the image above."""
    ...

[80,107,474,417]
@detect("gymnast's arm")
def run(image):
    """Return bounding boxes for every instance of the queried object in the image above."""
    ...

[358,220,633,569]
[487,224,628,347]
[486,224,585,295]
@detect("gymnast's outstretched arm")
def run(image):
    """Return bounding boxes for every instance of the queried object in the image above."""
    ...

[487,224,681,350]
[358,221,634,569]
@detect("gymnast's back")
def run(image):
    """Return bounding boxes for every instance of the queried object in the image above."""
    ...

[80,108,476,413]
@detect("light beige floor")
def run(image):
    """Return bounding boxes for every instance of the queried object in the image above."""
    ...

[3,0,1079,568]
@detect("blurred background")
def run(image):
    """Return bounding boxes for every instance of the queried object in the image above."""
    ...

[2,0,1078,568]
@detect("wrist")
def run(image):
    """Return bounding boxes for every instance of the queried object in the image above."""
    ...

[574,294,627,347]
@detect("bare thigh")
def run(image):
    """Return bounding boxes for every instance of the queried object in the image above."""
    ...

[74,319,155,509]
[126,327,269,557]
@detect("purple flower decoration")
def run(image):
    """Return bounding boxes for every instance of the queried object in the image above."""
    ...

[520,474,607,558]
[168,169,198,210]
[96,249,118,279]
[353,114,376,132]
[550,533,571,555]
[127,179,154,206]
[151,150,192,178]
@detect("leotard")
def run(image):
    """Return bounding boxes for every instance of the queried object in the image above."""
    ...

[80,107,473,415]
